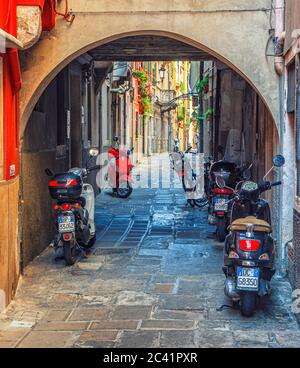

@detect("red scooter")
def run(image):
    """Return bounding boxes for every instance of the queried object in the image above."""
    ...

[106,137,134,198]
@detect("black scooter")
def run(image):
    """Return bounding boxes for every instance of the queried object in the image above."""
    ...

[46,148,100,266]
[217,154,285,317]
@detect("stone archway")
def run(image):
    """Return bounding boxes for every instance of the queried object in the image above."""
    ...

[19,0,279,138]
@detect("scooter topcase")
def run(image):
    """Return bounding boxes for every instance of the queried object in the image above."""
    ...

[48,172,83,200]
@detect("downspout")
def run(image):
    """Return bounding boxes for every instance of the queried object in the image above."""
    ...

[274,0,285,76]
[274,0,286,277]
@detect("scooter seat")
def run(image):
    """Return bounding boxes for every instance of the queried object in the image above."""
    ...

[229,216,272,233]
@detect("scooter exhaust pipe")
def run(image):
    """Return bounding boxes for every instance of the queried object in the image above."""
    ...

[224,277,240,300]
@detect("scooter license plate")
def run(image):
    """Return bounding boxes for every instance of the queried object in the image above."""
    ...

[214,198,228,211]
[58,215,75,233]
[237,267,260,291]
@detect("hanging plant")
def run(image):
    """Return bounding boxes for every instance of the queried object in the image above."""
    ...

[203,108,214,121]
[177,105,186,122]
[196,75,209,97]
[133,69,152,116]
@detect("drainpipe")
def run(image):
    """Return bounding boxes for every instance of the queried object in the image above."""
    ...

[274,0,285,76]
[274,0,287,277]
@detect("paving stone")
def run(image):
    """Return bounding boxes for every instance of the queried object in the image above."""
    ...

[195,329,235,348]
[152,284,175,294]
[141,319,195,330]
[90,320,139,330]
[34,321,88,331]
[116,331,159,348]
[17,331,78,348]
[43,310,71,322]
[111,306,152,320]
[153,309,208,321]
[69,308,110,321]
[77,330,118,342]
[160,330,196,348]
[158,295,206,310]
[115,291,158,306]
[0,329,30,344]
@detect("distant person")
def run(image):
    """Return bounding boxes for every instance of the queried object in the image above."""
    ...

[174,137,180,152]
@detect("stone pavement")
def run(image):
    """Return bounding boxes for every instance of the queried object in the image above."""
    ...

[0,154,299,348]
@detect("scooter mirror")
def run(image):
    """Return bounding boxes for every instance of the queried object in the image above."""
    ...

[45,168,54,177]
[215,176,226,189]
[243,168,251,180]
[89,148,99,157]
[113,136,119,142]
[273,155,285,168]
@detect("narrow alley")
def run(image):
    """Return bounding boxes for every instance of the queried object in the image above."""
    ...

[2,0,300,352]
[0,155,298,348]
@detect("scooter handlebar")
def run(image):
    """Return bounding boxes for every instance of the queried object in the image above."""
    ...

[271,181,282,187]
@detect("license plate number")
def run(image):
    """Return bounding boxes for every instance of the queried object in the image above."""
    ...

[214,198,228,211]
[58,215,75,233]
[237,267,259,290]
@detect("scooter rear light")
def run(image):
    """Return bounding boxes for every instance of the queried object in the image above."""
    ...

[259,253,270,261]
[53,204,60,211]
[61,203,72,211]
[229,251,239,259]
[63,233,72,241]
[73,203,80,209]
[48,179,78,187]
[239,239,261,252]
[212,188,234,195]
[216,211,225,215]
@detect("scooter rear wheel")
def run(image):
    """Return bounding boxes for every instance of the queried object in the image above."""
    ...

[117,184,133,199]
[63,240,77,266]
[216,217,227,242]
[240,292,256,317]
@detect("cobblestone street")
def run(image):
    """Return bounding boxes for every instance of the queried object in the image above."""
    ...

[0,155,299,348]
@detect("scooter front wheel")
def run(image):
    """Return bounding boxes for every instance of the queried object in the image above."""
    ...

[63,240,77,266]
[117,184,133,199]
[240,292,256,317]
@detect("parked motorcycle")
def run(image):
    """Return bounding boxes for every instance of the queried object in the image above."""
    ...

[208,160,242,242]
[170,146,206,208]
[217,154,285,317]
[105,137,134,199]
[46,148,100,266]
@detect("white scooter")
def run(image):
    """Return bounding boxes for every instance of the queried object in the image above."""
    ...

[46,148,100,265]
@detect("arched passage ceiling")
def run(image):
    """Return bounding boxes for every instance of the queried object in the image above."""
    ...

[88,36,212,61]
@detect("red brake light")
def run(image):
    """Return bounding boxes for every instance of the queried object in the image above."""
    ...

[61,203,72,211]
[53,204,60,211]
[212,188,233,195]
[48,179,78,187]
[74,203,80,209]
[239,239,261,252]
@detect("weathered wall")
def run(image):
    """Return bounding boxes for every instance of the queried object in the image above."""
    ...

[0,179,19,311]
[19,0,279,138]
[21,77,69,266]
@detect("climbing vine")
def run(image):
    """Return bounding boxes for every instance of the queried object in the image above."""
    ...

[133,69,152,116]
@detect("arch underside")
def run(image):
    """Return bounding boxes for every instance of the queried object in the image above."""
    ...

[19,7,279,137]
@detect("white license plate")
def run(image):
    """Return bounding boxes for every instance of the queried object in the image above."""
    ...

[58,215,75,233]
[214,198,228,211]
[237,267,259,291]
